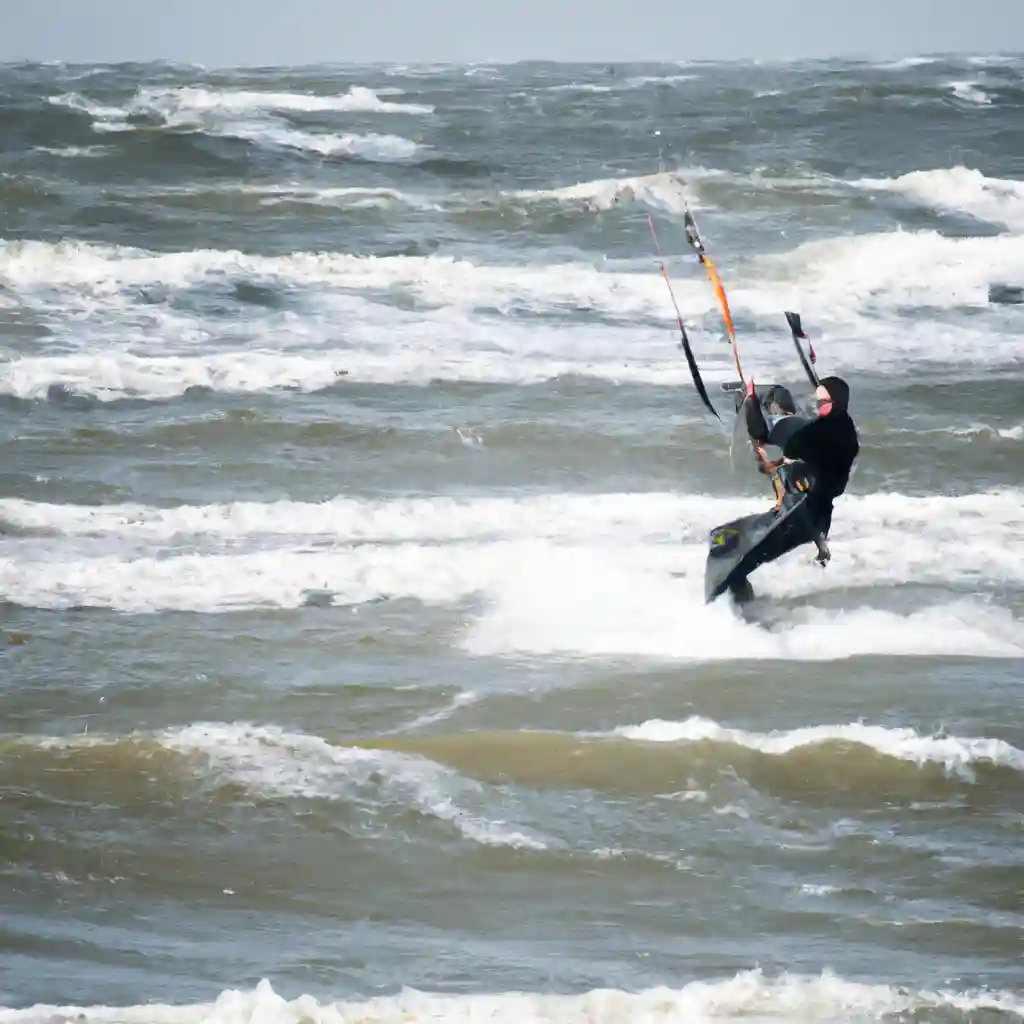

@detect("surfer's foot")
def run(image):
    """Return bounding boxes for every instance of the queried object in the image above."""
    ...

[728,578,755,605]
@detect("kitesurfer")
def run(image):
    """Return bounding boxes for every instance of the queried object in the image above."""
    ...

[744,375,859,540]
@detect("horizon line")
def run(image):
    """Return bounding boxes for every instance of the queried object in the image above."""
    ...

[2,50,1022,72]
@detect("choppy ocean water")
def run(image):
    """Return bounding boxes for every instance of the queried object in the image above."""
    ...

[0,55,1022,1022]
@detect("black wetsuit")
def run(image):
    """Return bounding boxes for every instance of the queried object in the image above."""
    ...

[745,376,859,537]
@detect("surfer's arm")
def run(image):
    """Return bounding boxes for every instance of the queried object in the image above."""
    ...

[743,394,770,443]
[780,420,820,463]
[755,446,784,471]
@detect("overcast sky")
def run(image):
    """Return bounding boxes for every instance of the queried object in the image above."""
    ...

[2,0,1022,66]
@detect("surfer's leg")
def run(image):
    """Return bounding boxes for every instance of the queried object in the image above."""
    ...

[806,497,833,538]
[728,576,755,605]
[800,497,833,566]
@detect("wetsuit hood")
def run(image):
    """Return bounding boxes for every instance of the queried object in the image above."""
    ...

[820,375,850,413]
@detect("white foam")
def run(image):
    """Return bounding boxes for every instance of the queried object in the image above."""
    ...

[542,82,614,93]
[4,230,1019,354]
[4,488,1022,562]
[47,87,428,162]
[3,970,1021,1023]
[0,352,350,401]
[49,84,433,123]
[2,491,1023,663]
[0,491,697,544]
[892,422,1024,443]
[966,55,1018,67]
[612,717,1024,777]
[876,56,940,70]
[134,84,434,117]
[383,61,459,77]
[46,91,125,121]
[227,123,421,161]
[39,723,546,852]
[800,883,838,896]
[757,229,1024,339]
[3,229,1024,396]
[450,492,1024,662]
[246,184,442,211]
[0,350,700,400]
[950,423,1024,441]
[0,239,667,319]
[948,79,992,106]
[623,73,699,87]
[853,166,1024,231]
[463,65,502,79]
[34,144,111,158]
[591,847,694,871]
[517,161,1024,244]
[463,552,1024,662]
[510,170,700,215]
[389,690,482,734]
